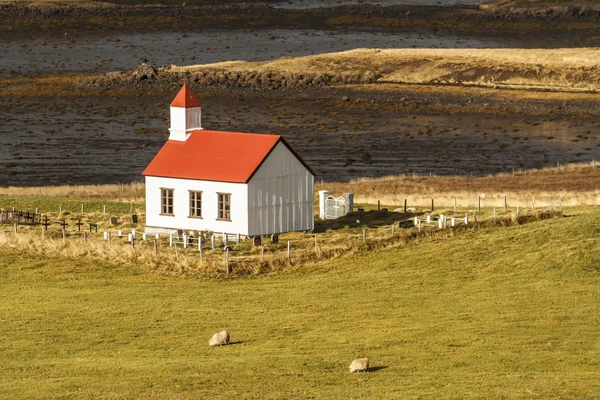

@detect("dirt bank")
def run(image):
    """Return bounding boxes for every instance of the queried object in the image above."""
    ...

[87,47,600,95]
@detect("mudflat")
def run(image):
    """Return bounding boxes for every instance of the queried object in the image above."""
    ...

[0,0,598,186]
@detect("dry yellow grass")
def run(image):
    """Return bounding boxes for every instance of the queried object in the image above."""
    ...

[325,162,600,208]
[0,182,145,202]
[175,47,600,93]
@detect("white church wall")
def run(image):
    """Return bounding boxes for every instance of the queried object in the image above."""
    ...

[145,176,249,235]
[247,142,314,236]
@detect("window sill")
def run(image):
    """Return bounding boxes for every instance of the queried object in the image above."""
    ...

[188,216,203,219]
[160,213,175,217]
[216,218,232,222]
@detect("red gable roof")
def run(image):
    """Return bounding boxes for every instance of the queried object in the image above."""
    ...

[170,84,202,108]
[143,130,314,183]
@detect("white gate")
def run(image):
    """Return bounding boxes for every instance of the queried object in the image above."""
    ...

[325,196,346,219]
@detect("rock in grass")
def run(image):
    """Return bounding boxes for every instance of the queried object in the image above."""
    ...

[349,358,369,373]
[209,330,230,346]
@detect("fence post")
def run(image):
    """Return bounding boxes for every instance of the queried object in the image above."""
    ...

[362,229,366,243]
[62,229,66,241]
[154,239,158,255]
[504,196,507,211]
[81,204,84,214]
[103,205,106,214]
[211,234,216,250]
[108,232,112,246]
[418,219,422,233]
[236,233,240,245]
[378,200,380,211]
[454,197,457,212]
[169,234,173,247]
[59,205,62,213]
[131,235,135,249]
[431,199,434,212]
[198,237,203,260]
[183,234,188,249]
[465,213,469,225]
[13,223,17,235]
[451,218,455,227]
[404,199,407,213]
[478,196,481,212]
[226,248,230,274]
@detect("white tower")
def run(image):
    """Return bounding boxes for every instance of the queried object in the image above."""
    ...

[169,84,202,141]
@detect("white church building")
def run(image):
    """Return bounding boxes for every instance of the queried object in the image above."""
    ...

[143,84,315,237]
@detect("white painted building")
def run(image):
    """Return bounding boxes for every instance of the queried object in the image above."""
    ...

[143,84,315,236]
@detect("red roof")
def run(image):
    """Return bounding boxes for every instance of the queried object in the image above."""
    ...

[143,130,314,183]
[170,84,202,108]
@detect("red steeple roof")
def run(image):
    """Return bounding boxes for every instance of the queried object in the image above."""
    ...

[143,130,314,183]
[170,84,202,108]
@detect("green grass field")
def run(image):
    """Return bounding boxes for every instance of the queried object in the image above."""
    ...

[0,207,599,399]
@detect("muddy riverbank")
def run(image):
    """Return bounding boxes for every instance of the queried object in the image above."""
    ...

[1,82,598,186]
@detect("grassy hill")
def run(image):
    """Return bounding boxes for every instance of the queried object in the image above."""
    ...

[0,206,598,399]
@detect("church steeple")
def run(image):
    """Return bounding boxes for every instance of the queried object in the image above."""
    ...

[169,84,202,141]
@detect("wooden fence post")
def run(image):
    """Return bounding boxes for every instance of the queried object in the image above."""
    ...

[198,237,203,260]
[431,199,434,212]
[103,205,106,214]
[504,196,507,211]
[418,219,422,233]
[225,249,230,273]
[478,196,481,212]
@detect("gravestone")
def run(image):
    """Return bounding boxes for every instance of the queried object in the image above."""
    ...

[271,233,279,244]
[131,214,138,224]
[110,217,118,225]
[252,236,261,246]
